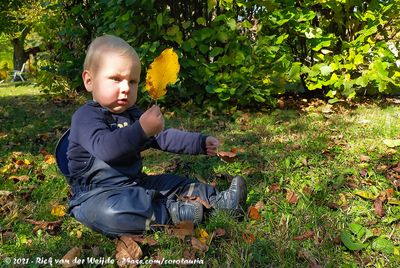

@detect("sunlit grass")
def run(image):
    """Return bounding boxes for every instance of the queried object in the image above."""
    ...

[1,85,400,267]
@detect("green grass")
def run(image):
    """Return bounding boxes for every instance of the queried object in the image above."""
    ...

[1,84,400,267]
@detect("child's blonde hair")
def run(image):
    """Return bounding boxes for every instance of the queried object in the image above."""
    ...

[83,35,139,73]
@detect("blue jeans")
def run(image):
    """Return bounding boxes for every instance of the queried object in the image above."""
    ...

[70,174,217,237]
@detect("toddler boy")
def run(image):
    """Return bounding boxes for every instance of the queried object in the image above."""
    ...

[63,35,247,237]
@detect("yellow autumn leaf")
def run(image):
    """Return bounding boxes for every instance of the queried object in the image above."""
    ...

[145,48,180,100]
[44,155,56,164]
[0,163,13,174]
[51,204,66,217]
[195,227,209,244]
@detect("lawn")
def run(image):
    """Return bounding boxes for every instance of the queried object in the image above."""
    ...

[1,83,400,267]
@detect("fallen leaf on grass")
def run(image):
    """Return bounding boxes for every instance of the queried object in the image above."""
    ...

[44,154,56,164]
[242,232,256,245]
[116,236,143,268]
[359,155,371,163]
[360,168,368,177]
[298,249,323,268]
[213,228,226,238]
[26,219,63,235]
[383,139,400,148]
[374,192,388,218]
[355,190,376,200]
[269,183,281,193]
[61,247,81,268]
[217,148,238,163]
[51,204,66,217]
[191,237,209,252]
[248,206,261,220]
[293,230,315,241]
[165,221,194,239]
[124,235,158,246]
[254,200,265,211]
[286,189,299,205]
[8,175,30,182]
[195,228,209,244]
[183,250,196,261]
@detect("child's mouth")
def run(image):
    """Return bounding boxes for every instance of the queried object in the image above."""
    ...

[117,99,128,105]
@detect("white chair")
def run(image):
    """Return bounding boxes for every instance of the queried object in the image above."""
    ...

[12,63,26,82]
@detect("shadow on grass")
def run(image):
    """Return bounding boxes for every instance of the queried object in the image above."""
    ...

[0,93,76,159]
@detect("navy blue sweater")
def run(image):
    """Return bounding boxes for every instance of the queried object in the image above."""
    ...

[67,102,207,180]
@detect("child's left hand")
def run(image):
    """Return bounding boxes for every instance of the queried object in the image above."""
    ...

[205,136,219,156]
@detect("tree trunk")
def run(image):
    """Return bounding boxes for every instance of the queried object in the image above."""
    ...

[12,37,28,71]
[11,26,30,81]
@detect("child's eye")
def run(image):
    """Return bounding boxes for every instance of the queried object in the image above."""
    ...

[129,80,137,84]
[110,77,120,82]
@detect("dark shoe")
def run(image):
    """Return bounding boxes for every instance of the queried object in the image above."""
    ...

[211,176,247,211]
[167,200,203,225]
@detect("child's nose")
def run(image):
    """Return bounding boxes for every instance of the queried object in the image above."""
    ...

[120,80,130,93]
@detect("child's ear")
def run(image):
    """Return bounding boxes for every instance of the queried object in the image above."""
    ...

[82,70,93,92]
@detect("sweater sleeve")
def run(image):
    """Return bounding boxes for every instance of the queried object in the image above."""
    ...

[153,128,207,155]
[69,105,150,162]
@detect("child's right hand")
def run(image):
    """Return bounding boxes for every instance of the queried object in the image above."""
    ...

[139,105,164,137]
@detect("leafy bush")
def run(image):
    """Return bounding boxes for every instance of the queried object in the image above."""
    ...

[36,0,400,107]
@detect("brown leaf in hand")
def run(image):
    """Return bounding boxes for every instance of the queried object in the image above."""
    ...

[217,149,237,163]
[293,230,315,241]
[191,237,209,252]
[116,235,143,268]
[286,190,299,205]
[248,206,261,220]
[61,247,81,268]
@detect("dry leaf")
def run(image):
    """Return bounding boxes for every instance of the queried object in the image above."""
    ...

[116,236,143,268]
[26,219,63,235]
[298,249,323,268]
[293,230,315,241]
[374,192,387,217]
[125,235,158,246]
[248,206,261,220]
[242,232,256,245]
[145,48,180,100]
[217,149,237,163]
[269,183,281,193]
[359,155,371,162]
[213,228,226,238]
[45,155,56,164]
[51,204,66,217]
[8,175,30,182]
[191,237,209,252]
[61,247,81,268]
[195,228,209,244]
[254,200,265,211]
[165,221,194,239]
[286,189,299,205]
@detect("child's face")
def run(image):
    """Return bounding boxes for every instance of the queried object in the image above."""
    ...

[83,51,141,113]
